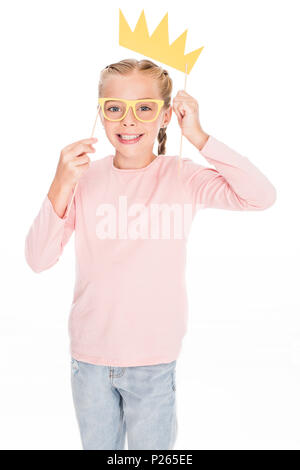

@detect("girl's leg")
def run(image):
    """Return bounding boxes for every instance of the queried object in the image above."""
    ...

[111,360,178,450]
[70,358,126,450]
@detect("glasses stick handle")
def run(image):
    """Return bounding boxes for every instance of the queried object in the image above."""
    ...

[64,106,100,219]
[177,63,188,176]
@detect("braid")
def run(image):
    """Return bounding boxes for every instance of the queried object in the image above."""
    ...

[157,127,167,155]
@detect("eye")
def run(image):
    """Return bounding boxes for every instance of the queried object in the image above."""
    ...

[107,106,120,112]
[139,106,152,111]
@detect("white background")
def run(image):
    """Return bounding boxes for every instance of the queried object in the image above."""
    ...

[0,0,299,450]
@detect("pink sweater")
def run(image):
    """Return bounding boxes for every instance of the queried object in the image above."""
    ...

[25,135,276,366]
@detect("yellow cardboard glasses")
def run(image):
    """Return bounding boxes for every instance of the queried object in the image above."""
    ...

[98,98,165,123]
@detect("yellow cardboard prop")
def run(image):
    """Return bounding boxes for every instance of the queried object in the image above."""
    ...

[118,9,203,75]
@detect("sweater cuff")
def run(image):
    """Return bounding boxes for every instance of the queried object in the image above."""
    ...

[199,135,247,165]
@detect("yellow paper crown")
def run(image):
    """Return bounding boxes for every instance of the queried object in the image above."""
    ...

[119,9,204,75]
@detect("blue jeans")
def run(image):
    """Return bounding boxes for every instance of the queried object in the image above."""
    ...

[70,358,178,450]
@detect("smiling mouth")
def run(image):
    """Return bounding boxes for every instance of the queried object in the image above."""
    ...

[116,134,144,144]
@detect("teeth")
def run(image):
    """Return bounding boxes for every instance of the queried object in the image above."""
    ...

[119,134,141,140]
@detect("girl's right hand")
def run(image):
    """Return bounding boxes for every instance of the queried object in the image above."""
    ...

[53,137,98,189]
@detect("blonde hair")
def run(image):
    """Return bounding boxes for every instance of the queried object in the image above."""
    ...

[98,58,173,155]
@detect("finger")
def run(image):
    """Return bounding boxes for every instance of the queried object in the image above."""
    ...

[174,100,196,115]
[73,154,91,166]
[178,90,190,96]
[173,104,183,124]
[176,102,185,117]
[65,137,98,152]
[174,90,195,100]
[174,97,194,106]
[175,90,188,98]
[172,103,179,116]
[173,102,183,116]
[67,143,96,159]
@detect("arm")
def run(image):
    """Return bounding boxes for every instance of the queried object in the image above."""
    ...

[24,136,96,273]
[181,134,277,211]
[24,183,76,273]
[171,90,276,212]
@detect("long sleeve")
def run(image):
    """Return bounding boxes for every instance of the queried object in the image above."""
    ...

[181,135,277,211]
[25,189,76,273]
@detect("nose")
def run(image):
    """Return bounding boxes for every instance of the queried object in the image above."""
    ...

[121,106,137,126]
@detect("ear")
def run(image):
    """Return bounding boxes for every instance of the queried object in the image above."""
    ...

[163,105,172,127]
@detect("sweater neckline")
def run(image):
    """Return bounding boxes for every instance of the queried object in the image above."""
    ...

[110,154,162,173]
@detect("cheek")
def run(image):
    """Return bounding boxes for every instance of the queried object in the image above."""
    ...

[104,125,117,137]
[102,127,119,146]
[145,124,161,137]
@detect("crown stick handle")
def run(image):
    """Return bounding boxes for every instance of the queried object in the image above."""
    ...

[63,106,100,219]
[177,63,188,175]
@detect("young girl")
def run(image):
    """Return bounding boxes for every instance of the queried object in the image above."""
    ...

[25,58,276,450]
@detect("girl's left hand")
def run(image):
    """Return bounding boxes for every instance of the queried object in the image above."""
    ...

[172,90,206,144]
